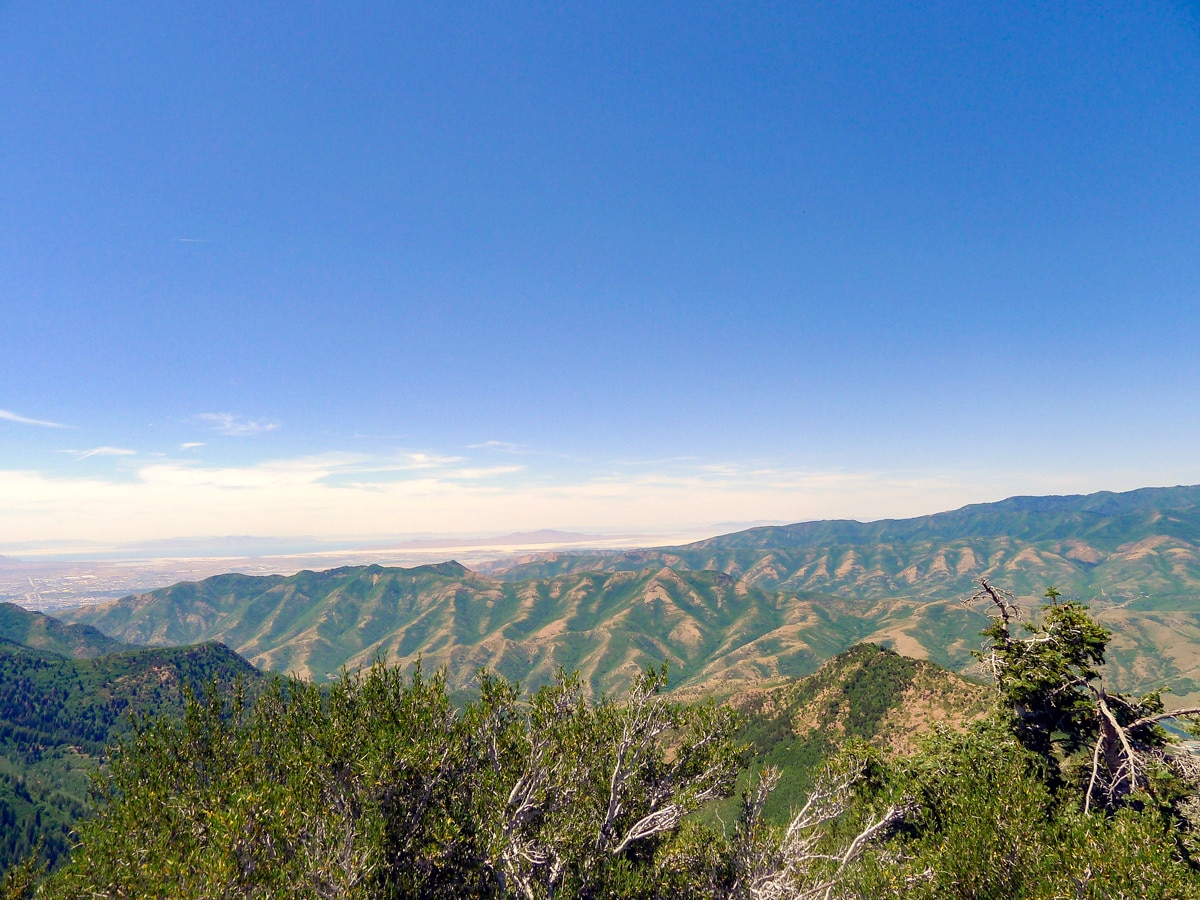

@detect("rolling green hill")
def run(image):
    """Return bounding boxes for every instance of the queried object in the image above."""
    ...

[0,603,127,659]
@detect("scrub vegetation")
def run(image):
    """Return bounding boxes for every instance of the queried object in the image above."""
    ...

[7,582,1200,897]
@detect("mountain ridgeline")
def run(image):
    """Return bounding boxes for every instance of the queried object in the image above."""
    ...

[495,484,1200,602]
[61,485,1200,700]
[0,603,128,659]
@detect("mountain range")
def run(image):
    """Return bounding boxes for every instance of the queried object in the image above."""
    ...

[59,485,1200,700]
[494,485,1200,602]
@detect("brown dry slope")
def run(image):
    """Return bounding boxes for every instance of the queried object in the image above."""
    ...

[65,561,981,696]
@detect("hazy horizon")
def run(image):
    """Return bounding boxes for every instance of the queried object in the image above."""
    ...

[4,3,1198,543]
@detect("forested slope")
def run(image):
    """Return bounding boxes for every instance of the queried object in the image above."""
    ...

[0,639,260,870]
[720,643,990,822]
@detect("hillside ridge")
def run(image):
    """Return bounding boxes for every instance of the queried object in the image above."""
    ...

[716,642,991,823]
[59,484,1200,703]
[495,484,1200,603]
[0,602,128,659]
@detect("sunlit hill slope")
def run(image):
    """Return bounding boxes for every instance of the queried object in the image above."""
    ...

[62,485,1200,700]
[496,485,1200,603]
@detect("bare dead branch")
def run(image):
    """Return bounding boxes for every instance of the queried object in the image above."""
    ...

[1130,707,1200,730]
[729,757,907,900]
[819,802,913,900]
[1084,726,1106,815]
[963,578,1022,633]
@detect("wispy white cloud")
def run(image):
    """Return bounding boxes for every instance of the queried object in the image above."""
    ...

[468,440,529,454]
[196,413,281,436]
[66,446,137,461]
[0,409,67,428]
[390,451,465,470]
[298,452,467,480]
[179,442,206,451]
[0,448,1162,545]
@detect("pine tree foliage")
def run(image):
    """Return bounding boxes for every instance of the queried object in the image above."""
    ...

[965,580,1200,817]
[839,580,1200,898]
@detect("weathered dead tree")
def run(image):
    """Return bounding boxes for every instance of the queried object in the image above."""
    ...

[1082,686,1200,814]
[962,579,1023,683]
[731,757,911,900]
[487,666,739,898]
[963,578,1200,815]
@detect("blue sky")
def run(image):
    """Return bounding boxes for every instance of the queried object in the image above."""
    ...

[2,1,1199,543]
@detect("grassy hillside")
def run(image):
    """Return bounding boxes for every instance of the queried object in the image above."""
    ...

[497,485,1200,603]
[0,639,261,871]
[0,603,127,659]
[711,643,991,823]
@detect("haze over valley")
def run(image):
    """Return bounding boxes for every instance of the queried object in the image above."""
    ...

[3,2,1200,893]
[0,530,669,614]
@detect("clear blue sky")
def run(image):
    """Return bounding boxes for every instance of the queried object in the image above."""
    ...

[2,2,1199,543]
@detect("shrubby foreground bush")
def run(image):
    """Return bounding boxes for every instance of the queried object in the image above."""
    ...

[10,583,1200,898]
[16,660,902,900]
[33,663,754,898]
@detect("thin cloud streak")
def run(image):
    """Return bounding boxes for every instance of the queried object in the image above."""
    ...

[196,413,281,436]
[0,409,67,428]
[468,440,529,454]
[68,447,137,461]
